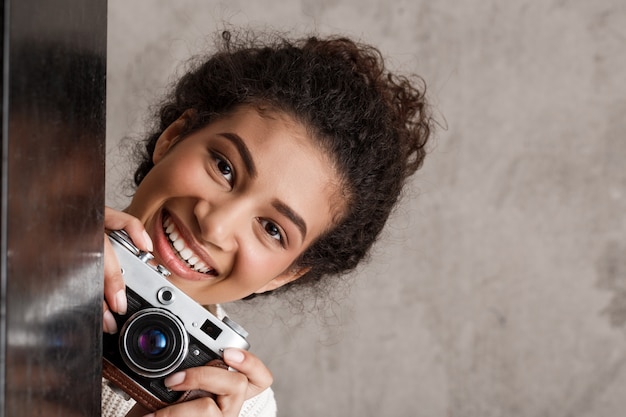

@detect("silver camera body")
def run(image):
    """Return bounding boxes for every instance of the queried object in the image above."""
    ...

[103,230,250,408]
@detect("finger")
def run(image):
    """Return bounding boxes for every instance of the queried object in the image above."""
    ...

[222,349,273,397]
[102,301,118,334]
[163,350,272,401]
[104,206,153,252]
[149,396,221,417]
[103,233,127,315]
[163,366,247,417]
[164,366,248,398]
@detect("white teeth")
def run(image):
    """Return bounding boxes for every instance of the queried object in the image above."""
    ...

[179,247,193,260]
[195,265,211,273]
[163,216,214,274]
[172,238,184,252]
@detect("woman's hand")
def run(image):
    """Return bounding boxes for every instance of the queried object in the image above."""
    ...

[103,206,153,334]
[128,349,273,417]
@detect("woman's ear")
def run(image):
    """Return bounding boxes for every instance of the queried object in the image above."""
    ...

[152,110,196,164]
[254,266,311,294]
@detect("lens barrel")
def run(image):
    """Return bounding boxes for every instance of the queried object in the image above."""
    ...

[120,308,189,377]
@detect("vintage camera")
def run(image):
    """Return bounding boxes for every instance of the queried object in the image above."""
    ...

[103,230,250,411]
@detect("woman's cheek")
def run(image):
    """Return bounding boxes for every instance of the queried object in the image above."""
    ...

[237,246,284,285]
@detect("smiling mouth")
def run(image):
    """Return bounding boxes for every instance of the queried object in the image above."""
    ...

[163,215,216,275]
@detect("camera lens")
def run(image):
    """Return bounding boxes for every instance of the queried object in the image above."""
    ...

[120,308,189,378]
[137,327,168,357]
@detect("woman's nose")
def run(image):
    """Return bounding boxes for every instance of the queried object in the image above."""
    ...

[194,199,241,252]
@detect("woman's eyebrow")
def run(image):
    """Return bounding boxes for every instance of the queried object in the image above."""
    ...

[218,132,257,177]
[272,199,307,240]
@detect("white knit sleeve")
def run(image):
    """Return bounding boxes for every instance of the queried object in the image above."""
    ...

[101,379,136,417]
[239,387,278,417]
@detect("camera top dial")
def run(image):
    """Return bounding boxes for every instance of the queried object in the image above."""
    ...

[108,229,171,277]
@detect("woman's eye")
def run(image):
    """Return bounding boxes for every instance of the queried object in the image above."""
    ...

[260,219,284,244]
[214,155,234,185]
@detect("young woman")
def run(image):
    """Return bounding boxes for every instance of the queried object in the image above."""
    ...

[102,32,433,417]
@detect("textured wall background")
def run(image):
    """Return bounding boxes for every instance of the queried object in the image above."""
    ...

[106,1,626,416]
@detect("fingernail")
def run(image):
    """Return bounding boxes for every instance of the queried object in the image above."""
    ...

[143,414,155,417]
[224,348,245,364]
[115,289,127,315]
[164,371,186,387]
[143,230,153,252]
[103,310,118,334]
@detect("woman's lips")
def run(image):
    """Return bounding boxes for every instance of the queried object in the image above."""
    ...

[152,210,219,282]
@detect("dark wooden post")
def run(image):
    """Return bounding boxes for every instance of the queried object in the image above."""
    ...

[1,1,107,415]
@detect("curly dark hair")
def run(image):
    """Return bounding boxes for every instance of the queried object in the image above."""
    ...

[133,31,433,296]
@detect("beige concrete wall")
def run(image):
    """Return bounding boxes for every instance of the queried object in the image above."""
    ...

[107,1,626,416]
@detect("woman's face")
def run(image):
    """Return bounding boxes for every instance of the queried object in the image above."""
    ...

[125,106,342,305]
